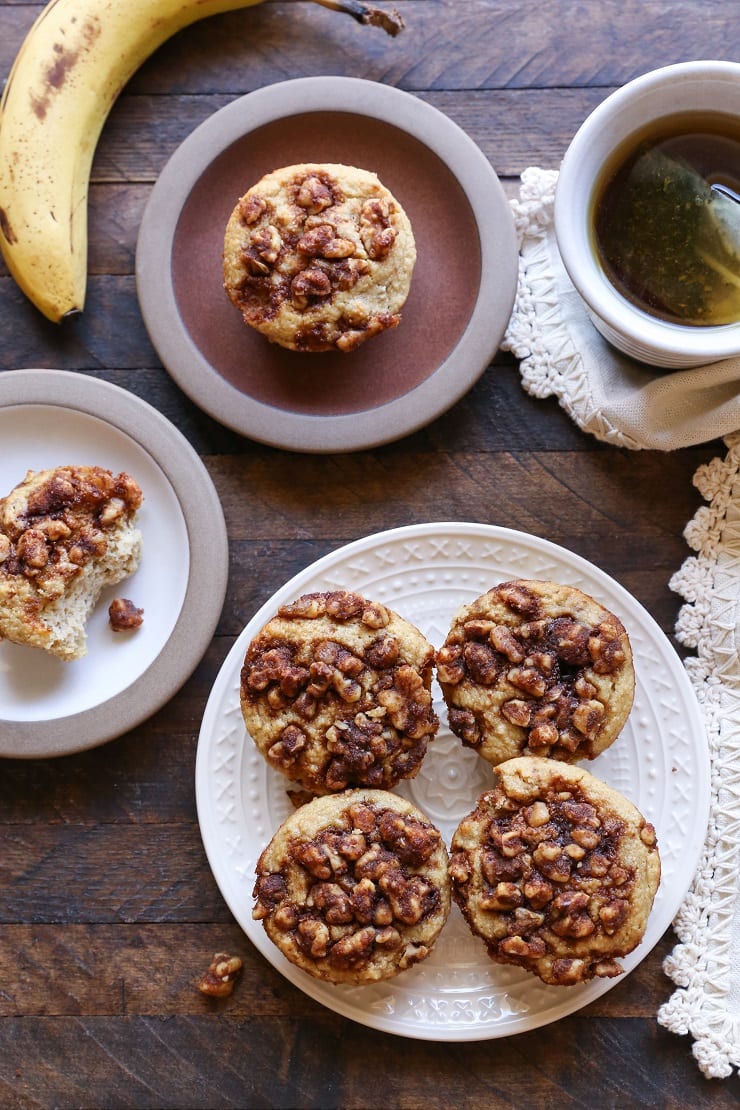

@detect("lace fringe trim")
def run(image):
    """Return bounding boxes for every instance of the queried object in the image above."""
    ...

[656,431,740,1078]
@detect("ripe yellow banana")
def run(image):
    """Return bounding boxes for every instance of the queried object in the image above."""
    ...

[0,0,402,322]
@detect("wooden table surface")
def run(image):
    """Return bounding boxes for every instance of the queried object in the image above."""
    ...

[2,1,739,1106]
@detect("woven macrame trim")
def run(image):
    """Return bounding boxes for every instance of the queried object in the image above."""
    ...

[657,430,740,1079]
[502,167,644,450]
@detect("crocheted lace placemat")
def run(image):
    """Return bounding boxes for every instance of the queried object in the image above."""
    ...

[502,168,740,1078]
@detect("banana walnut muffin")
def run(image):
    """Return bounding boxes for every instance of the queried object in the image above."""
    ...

[450,757,661,986]
[436,579,635,766]
[223,163,416,352]
[253,789,450,984]
[240,590,438,794]
[0,465,142,660]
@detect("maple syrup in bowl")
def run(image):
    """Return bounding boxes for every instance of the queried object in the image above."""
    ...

[555,61,740,368]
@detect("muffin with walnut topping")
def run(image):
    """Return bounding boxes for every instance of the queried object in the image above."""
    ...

[240,590,438,794]
[450,757,661,986]
[0,465,142,661]
[223,163,416,352]
[253,789,450,984]
[436,579,635,766]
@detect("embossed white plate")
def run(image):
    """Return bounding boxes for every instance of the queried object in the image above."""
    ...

[195,522,709,1039]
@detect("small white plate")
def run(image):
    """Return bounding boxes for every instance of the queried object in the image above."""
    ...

[195,522,709,1040]
[136,77,518,453]
[0,369,228,758]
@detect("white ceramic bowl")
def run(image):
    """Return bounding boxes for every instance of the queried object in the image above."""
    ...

[555,60,740,368]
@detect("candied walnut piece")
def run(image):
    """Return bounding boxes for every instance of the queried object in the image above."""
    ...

[267,724,307,767]
[16,528,49,570]
[497,581,541,617]
[490,624,526,663]
[463,641,499,684]
[296,174,336,213]
[240,194,268,225]
[297,224,355,259]
[435,643,465,685]
[251,225,282,264]
[448,707,480,745]
[108,598,144,632]
[197,953,243,998]
[291,267,332,308]
[589,626,627,674]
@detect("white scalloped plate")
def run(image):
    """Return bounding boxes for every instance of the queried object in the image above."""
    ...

[195,522,709,1040]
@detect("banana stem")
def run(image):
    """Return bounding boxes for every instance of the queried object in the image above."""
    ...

[308,0,404,36]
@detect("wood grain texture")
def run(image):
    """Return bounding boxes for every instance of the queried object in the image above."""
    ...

[1,0,739,1104]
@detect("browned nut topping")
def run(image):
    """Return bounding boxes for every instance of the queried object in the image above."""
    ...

[437,580,635,763]
[108,598,144,632]
[197,952,243,998]
[17,527,49,568]
[367,226,397,259]
[253,797,448,983]
[291,267,333,306]
[490,624,526,663]
[241,591,436,795]
[297,224,355,259]
[251,225,282,263]
[448,707,480,745]
[463,642,499,684]
[240,250,270,276]
[449,761,661,987]
[296,175,335,213]
[435,644,465,685]
[240,194,268,224]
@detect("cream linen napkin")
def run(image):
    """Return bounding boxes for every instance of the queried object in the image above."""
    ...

[503,167,740,1078]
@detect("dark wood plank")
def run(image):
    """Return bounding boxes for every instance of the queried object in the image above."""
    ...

[1,1011,738,1109]
[86,88,611,188]
[0,924,683,1019]
[2,1,735,98]
[1,825,228,923]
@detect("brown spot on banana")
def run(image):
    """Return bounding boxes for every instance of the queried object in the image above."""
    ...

[0,208,18,245]
[30,19,101,119]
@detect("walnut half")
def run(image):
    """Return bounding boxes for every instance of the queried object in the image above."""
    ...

[197,952,243,998]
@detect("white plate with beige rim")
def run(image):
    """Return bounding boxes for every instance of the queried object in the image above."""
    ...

[195,522,709,1040]
[0,369,228,758]
[136,77,518,453]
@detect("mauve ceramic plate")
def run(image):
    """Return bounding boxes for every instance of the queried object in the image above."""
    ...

[136,77,518,453]
[0,369,228,758]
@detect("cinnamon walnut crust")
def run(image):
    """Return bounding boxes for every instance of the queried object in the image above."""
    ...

[240,590,438,794]
[223,163,416,352]
[0,466,142,660]
[253,790,450,984]
[450,757,660,986]
[436,579,635,766]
